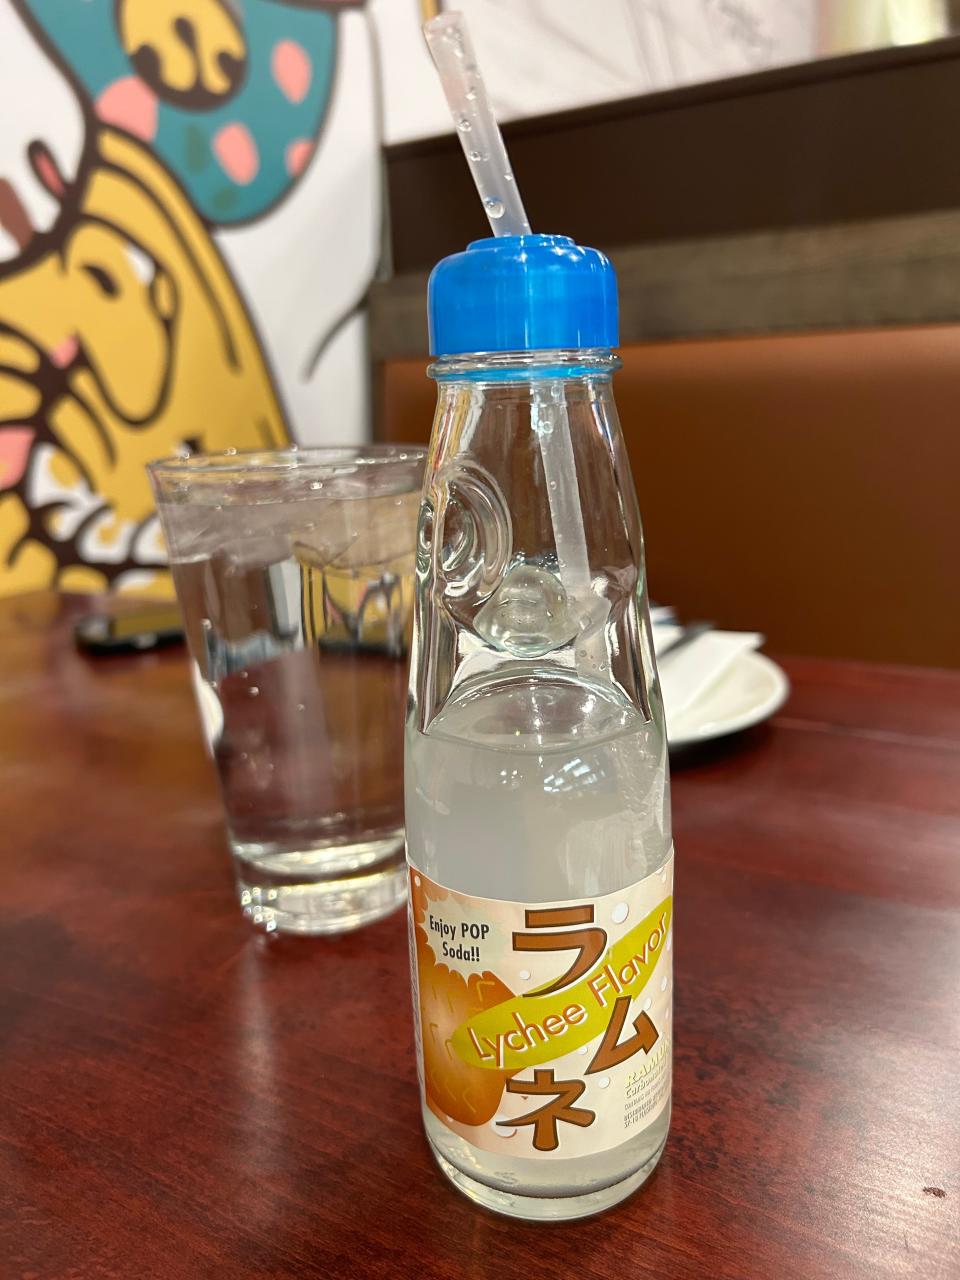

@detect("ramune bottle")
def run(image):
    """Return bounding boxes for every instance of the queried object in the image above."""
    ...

[405,233,673,1221]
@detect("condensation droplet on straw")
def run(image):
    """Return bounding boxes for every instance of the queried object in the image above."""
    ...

[465,86,478,100]
[485,197,505,219]
[504,172,514,182]
[468,150,483,163]
[457,116,472,132]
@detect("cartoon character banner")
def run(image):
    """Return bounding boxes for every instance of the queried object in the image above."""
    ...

[0,0,376,597]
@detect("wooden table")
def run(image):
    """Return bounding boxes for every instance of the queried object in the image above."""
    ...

[2,592,958,1280]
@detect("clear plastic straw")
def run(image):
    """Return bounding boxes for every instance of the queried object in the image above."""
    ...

[423,13,531,237]
[423,11,599,667]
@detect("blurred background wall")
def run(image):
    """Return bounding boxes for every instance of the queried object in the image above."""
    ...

[0,0,956,667]
[372,0,959,669]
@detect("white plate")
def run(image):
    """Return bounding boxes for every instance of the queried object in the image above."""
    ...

[666,650,790,749]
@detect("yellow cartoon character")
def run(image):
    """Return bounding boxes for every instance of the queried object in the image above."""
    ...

[0,127,286,596]
[116,0,247,109]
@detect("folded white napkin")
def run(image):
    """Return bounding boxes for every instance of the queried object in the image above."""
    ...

[652,624,763,720]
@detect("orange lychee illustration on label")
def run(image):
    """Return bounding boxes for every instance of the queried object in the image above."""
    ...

[411,871,514,1125]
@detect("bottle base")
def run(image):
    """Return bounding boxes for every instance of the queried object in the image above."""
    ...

[428,1134,667,1222]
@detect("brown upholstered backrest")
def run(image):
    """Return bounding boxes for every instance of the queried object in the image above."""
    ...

[378,326,960,668]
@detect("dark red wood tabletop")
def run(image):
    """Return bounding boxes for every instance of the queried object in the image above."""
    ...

[1,592,958,1280]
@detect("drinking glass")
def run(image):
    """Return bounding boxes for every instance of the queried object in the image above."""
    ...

[149,446,426,935]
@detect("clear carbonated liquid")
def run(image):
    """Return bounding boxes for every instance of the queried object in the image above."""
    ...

[162,486,418,932]
[405,670,672,1214]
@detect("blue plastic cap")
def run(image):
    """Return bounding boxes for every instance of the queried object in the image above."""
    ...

[428,234,618,356]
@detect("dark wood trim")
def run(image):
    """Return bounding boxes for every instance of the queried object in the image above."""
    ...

[370,208,960,360]
[385,36,960,274]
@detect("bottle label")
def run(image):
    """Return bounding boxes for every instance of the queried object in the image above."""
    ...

[407,852,673,1160]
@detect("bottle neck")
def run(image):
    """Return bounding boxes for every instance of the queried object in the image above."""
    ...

[428,348,620,383]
